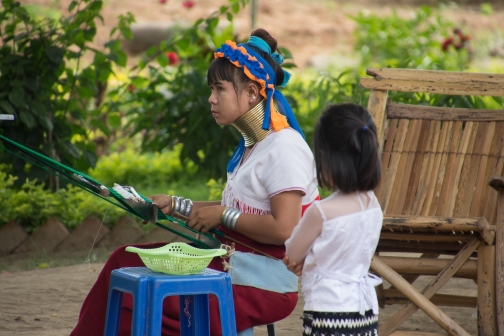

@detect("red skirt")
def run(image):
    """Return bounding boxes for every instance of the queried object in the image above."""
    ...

[70,242,298,336]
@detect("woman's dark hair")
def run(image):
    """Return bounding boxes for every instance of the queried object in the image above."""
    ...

[314,103,381,193]
[207,28,284,90]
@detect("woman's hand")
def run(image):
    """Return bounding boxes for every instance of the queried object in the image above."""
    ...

[187,205,226,234]
[147,194,173,214]
[282,255,304,276]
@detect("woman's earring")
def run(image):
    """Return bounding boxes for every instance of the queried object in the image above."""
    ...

[252,96,256,100]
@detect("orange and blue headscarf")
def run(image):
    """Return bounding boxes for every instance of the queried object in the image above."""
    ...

[214,37,305,173]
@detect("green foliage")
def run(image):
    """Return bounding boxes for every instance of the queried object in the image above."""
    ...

[352,6,470,71]
[206,178,225,201]
[111,0,253,179]
[0,172,126,232]
[283,70,366,147]
[88,144,195,188]
[0,0,134,188]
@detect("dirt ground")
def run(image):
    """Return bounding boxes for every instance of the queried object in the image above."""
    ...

[0,252,478,335]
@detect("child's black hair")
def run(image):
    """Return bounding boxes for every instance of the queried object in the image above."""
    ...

[314,103,381,193]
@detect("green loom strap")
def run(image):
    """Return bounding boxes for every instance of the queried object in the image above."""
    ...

[0,135,222,249]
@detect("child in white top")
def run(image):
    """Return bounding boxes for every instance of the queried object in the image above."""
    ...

[284,103,383,336]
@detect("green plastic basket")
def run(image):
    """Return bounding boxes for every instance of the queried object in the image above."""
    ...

[125,243,227,275]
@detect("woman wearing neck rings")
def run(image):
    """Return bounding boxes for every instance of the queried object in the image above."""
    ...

[71,28,319,336]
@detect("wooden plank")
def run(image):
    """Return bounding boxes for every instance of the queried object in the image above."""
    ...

[471,122,496,217]
[384,289,477,307]
[380,232,474,243]
[453,123,480,217]
[411,121,439,215]
[367,89,389,151]
[366,68,504,85]
[382,215,480,233]
[477,244,497,335]
[377,118,399,203]
[430,121,454,216]
[373,238,479,336]
[441,121,474,217]
[483,123,504,224]
[360,77,504,97]
[387,103,504,121]
[403,120,431,215]
[379,256,477,279]
[437,121,463,217]
[423,121,450,216]
[389,119,422,214]
[381,119,409,213]
[469,123,492,217]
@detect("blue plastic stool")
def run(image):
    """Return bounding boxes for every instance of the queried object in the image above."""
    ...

[104,267,237,336]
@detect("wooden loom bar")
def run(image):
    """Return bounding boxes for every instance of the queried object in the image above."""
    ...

[386,103,504,121]
[383,289,477,307]
[375,237,480,335]
[379,256,477,279]
[360,78,504,97]
[366,68,504,84]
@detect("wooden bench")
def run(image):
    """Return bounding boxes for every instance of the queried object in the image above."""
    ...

[359,68,504,336]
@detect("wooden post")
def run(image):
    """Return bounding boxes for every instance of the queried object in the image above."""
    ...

[371,256,470,336]
[488,176,504,335]
[366,89,388,152]
[477,244,497,335]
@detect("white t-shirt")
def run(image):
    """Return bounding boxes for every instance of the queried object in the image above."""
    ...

[222,128,319,215]
[285,190,383,315]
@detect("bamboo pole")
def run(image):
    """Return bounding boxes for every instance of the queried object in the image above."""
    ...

[390,332,449,336]
[488,176,504,335]
[380,256,477,280]
[382,216,480,232]
[375,238,480,335]
[372,256,471,336]
[384,289,476,307]
[477,244,497,335]
[366,89,388,152]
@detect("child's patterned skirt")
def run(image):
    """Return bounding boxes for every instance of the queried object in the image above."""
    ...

[302,310,378,336]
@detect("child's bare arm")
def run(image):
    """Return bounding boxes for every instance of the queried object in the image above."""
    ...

[284,203,323,264]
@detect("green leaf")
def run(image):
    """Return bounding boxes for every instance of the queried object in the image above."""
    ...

[68,1,78,12]
[115,50,127,67]
[37,115,53,131]
[64,142,81,158]
[31,102,47,116]
[45,46,65,64]
[19,111,36,128]
[0,100,15,114]
[231,3,240,13]
[107,112,121,129]
[226,12,233,22]
[24,78,39,93]
[156,53,169,67]
[8,88,25,108]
